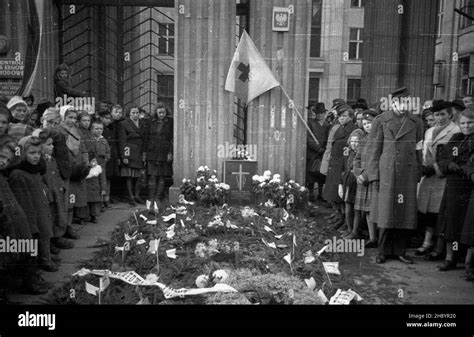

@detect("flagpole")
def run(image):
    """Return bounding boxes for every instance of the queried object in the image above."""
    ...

[279,85,320,146]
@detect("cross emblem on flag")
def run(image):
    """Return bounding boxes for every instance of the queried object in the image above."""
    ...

[225,30,280,104]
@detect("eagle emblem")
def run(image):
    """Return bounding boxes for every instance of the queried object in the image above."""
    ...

[275,13,288,27]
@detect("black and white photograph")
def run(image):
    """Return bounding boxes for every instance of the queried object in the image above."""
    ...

[0,0,473,336]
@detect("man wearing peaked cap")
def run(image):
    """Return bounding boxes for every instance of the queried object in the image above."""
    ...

[366,86,423,265]
[390,86,410,98]
[331,98,346,110]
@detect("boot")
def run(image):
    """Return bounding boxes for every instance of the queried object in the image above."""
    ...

[64,226,80,240]
[52,237,74,249]
[38,238,59,272]
[89,216,98,224]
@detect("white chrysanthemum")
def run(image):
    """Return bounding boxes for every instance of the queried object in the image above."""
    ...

[252,175,259,182]
[212,270,229,283]
[273,174,281,180]
[182,178,187,184]
[196,275,209,288]
[263,170,272,177]
[198,166,204,172]
[258,176,266,183]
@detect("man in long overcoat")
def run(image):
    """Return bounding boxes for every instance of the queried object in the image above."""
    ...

[367,87,423,264]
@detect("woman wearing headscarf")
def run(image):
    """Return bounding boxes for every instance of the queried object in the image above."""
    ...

[6,96,33,142]
[57,105,89,226]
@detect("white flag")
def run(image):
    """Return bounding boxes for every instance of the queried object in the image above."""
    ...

[322,262,341,275]
[147,238,161,254]
[85,281,100,296]
[225,30,280,104]
[166,248,177,259]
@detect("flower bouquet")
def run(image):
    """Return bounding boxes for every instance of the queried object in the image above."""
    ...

[179,166,231,207]
[252,171,308,210]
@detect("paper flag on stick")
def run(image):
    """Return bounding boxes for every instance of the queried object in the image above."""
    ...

[293,234,297,247]
[274,234,284,239]
[304,277,317,291]
[322,262,341,275]
[316,289,329,304]
[154,201,159,212]
[146,220,157,225]
[316,244,330,257]
[99,276,110,292]
[166,249,177,259]
[146,200,151,210]
[283,253,292,265]
[166,224,176,239]
[85,281,100,296]
[264,225,275,233]
[180,219,185,228]
[261,238,277,249]
[147,238,160,254]
[136,239,146,245]
[139,214,148,221]
[265,217,273,225]
[115,246,125,252]
[162,213,176,222]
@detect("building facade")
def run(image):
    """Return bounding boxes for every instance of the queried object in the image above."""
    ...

[308,0,365,107]
[433,0,474,100]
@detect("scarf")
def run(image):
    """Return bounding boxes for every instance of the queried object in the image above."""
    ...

[15,157,47,175]
[431,119,451,141]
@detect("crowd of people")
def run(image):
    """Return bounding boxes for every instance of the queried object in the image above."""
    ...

[306,88,474,282]
[0,65,174,295]
[0,62,473,297]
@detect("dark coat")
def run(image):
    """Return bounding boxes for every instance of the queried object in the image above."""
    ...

[143,117,174,163]
[78,126,95,155]
[436,133,473,242]
[353,133,372,212]
[86,168,106,203]
[367,111,423,230]
[42,156,68,238]
[118,118,144,169]
[323,121,358,203]
[461,158,474,247]
[54,79,85,101]
[52,131,72,180]
[58,125,89,208]
[307,119,330,168]
[104,120,122,178]
[340,148,357,203]
[0,172,33,239]
[9,160,53,240]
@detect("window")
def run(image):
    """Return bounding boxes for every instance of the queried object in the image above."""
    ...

[459,0,474,29]
[458,57,473,96]
[437,0,444,38]
[347,79,361,104]
[349,28,363,60]
[158,23,174,55]
[351,0,363,8]
[308,74,320,103]
[157,75,174,110]
[310,0,322,58]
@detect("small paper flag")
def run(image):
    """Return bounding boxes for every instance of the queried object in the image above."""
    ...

[115,246,125,252]
[180,219,185,228]
[264,225,275,233]
[166,248,177,259]
[162,213,176,222]
[316,289,329,303]
[304,277,317,291]
[283,253,292,265]
[322,262,341,275]
[99,276,110,291]
[146,220,157,225]
[274,234,284,239]
[265,217,273,225]
[154,201,159,212]
[139,214,148,221]
[146,200,151,210]
[136,239,146,245]
[124,232,138,241]
[147,238,161,254]
[85,281,100,296]
[261,238,277,249]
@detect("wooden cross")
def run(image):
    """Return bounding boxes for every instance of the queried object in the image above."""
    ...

[231,164,250,191]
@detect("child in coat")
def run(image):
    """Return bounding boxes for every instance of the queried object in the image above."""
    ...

[9,136,57,272]
[90,119,110,212]
[339,128,364,237]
